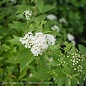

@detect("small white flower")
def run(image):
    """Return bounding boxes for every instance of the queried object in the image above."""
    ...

[59,18,67,24]
[67,33,75,41]
[49,57,53,62]
[29,73,33,77]
[45,34,56,45]
[51,25,60,32]
[47,14,57,20]
[67,33,76,45]
[23,10,32,20]
[74,68,76,70]
[31,45,42,56]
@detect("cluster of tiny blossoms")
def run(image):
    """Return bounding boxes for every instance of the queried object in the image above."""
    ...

[68,50,84,72]
[51,25,60,32]
[59,18,67,24]
[56,49,85,73]
[20,32,56,56]
[47,14,57,20]
[22,10,32,20]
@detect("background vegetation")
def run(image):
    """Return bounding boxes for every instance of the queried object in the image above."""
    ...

[0,0,86,86]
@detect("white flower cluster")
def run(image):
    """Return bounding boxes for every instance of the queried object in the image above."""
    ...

[57,56,66,66]
[23,10,32,20]
[59,18,67,24]
[56,49,85,73]
[51,25,60,32]
[67,50,85,72]
[47,14,57,20]
[67,33,76,45]
[67,33,74,41]
[20,32,56,56]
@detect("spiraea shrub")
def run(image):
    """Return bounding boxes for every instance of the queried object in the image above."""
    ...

[0,0,86,86]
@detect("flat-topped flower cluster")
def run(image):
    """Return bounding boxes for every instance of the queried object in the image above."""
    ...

[23,10,32,20]
[20,32,56,56]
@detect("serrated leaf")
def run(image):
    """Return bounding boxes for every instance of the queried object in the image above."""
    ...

[33,68,52,81]
[55,74,65,83]
[1,44,10,52]
[19,67,27,79]
[15,5,29,14]
[33,56,52,80]
[20,53,34,73]
[58,78,65,86]
[78,44,86,54]
[37,15,46,20]
[71,77,78,86]
[9,36,20,44]
[63,65,70,74]
[65,78,71,86]
[7,49,29,63]
[36,0,43,12]
[42,5,55,13]
[9,21,25,29]
[20,55,29,73]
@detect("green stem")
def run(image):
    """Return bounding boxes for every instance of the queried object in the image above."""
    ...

[25,20,28,33]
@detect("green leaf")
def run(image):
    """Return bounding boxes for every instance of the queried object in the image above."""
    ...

[42,5,55,13]
[78,44,86,54]
[33,68,52,81]
[15,5,29,14]
[9,36,20,44]
[71,77,78,86]
[36,0,43,12]
[63,65,70,74]
[0,0,10,5]
[1,44,10,52]
[8,21,25,29]
[0,68,3,79]
[58,78,65,86]
[20,53,34,73]
[0,36,3,39]
[20,55,29,73]
[40,56,49,69]
[19,68,27,79]
[7,48,29,64]
[65,78,71,86]
[33,56,52,80]
[37,15,46,20]
[0,57,5,60]
[55,74,65,83]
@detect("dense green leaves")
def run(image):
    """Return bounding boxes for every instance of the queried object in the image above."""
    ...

[78,44,86,54]
[9,36,20,44]
[0,0,86,86]
[7,49,29,63]
[15,5,29,14]
[42,5,55,13]
[36,0,55,13]
[65,78,71,86]
[36,0,43,12]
